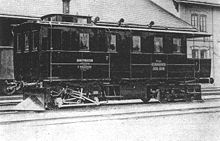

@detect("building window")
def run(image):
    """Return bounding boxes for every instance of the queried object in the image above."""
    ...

[63,0,70,14]
[200,15,207,32]
[192,49,199,59]
[191,14,199,29]
[108,34,117,52]
[200,49,208,59]
[79,33,89,50]
[132,36,141,52]
[24,32,30,52]
[154,37,163,53]
[191,14,207,32]
[173,38,181,53]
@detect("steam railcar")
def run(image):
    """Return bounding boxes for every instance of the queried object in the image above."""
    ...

[11,14,213,109]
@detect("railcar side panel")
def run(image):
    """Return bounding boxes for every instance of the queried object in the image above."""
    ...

[14,23,212,83]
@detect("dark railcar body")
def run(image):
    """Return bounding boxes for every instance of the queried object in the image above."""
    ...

[12,14,212,108]
[14,24,211,82]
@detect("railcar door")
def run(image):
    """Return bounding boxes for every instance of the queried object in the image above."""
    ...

[0,47,14,80]
[110,30,131,79]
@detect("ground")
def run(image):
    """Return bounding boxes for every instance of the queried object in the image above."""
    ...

[1,104,220,141]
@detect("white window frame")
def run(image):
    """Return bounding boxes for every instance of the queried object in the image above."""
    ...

[154,37,163,53]
[108,34,117,52]
[32,30,39,52]
[79,33,90,50]
[16,33,21,53]
[173,38,182,53]
[24,32,30,52]
[191,14,199,29]
[190,46,210,59]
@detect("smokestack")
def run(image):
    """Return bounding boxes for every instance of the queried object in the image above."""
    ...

[62,0,71,14]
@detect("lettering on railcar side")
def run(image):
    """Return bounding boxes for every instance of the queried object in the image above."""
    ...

[77,59,93,71]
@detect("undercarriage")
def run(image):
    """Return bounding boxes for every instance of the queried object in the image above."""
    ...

[5,80,203,111]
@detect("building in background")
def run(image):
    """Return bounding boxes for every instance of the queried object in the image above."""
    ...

[152,0,220,86]
[0,14,39,81]
[0,0,217,84]
[0,0,198,45]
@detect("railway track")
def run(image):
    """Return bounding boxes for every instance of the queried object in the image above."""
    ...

[0,95,23,106]
[0,88,220,113]
[0,99,220,126]
[202,87,220,95]
[0,87,220,106]
[0,86,219,116]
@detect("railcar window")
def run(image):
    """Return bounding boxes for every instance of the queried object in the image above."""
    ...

[42,28,49,50]
[154,37,163,53]
[24,32,30,52]
[62,17,73,22]
[77,18,88,24]
[70,31,78,50]
[52,29,61,50]
[72,17,77,23]
[108,34,117,52]
[32,31,39,51]
[16,33,21,52]
[173,38,181,53]
[92,30,106,52]
[79,33,89,50]
[132,36,141,52]
[51,16,57,21]
[62,31,70,50]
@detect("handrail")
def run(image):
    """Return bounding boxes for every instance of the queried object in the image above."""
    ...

[0,46,13,49]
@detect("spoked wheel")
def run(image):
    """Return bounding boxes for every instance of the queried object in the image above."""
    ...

[93,96,99,103]
[158,92,168,103]
[3,85,16,95]
[76,99,85,104]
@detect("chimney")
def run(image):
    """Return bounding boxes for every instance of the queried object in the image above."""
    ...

[62,0,71,14]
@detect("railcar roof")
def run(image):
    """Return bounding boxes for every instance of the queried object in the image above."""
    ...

[1,0,195,29]
[41,14,92,20]
[175,0,220,6]
[19,19,210,38]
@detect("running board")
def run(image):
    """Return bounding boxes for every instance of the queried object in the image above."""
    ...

[57,102,102,108]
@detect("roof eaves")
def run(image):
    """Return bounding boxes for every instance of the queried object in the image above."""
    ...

[37,21,211,37]
[175,0,220,7]
[0,13,40,20]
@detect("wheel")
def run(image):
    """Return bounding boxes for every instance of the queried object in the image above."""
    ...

[159,97,168,103]
[167,95,174,102]
[141,97,151,103]
[185,94,192,102]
